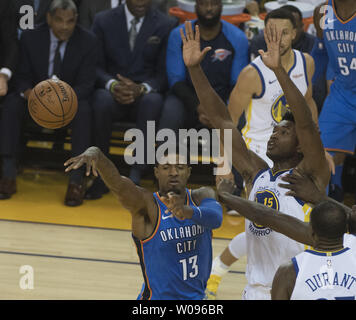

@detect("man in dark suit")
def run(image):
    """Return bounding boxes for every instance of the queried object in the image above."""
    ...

[79,0,177,30]
[88,0,177,198]
[0,0,98,206]
[0,0,19,100]
[79,0,118,30]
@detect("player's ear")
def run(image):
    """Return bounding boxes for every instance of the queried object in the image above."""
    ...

[154,165,159,180]
[187,166,192,180]
[292,27,297,41]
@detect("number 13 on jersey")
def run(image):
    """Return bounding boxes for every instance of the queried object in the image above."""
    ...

[180,255,198,281]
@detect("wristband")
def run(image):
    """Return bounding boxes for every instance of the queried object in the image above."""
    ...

[110,80,119,93]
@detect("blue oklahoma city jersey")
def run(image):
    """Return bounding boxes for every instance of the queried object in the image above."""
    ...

[323,0,356,95]
[132,189,213,300]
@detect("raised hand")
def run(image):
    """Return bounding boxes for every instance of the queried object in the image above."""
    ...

[258,23,283,71]
[64,146,101,177]
[180,21,212,68]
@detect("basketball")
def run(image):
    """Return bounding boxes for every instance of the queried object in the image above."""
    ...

[28,79,78,129]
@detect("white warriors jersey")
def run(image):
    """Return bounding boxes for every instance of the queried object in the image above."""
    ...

[290,247,356,300]
[242,50,309,165]
[344,233,356,250]
[245,168,312,292]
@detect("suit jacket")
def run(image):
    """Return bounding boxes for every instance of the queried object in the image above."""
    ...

[16,23,98,101]
[0,0,19,76]
[79,0,112,30]
[92,5,177,93]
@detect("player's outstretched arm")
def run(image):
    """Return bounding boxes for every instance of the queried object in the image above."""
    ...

[217,179,314,246]
[64,147,155,217]
[259,24,329,189]
[180,21,268,185]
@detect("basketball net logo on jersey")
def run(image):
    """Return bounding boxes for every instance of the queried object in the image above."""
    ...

[249,189,280,236]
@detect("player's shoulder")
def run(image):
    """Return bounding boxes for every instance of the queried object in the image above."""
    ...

[236,63,261,85]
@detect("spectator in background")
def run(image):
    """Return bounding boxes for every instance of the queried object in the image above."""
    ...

[250,5,316,60]
[79,0,175,30]
[88,0,177,197]
[152,0,178,14]
[0,0,98,206]
[160,0,249,213]
[0,0,19,198]
[0,0,19,101]
[249,5,327,112]
[13,1,82,37]
[14,0,52,28]
[79,0,120,30]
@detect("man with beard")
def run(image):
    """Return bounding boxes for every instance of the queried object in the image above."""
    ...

[64,145,223,299]
[205,8,320,299]
[160,0,248,134]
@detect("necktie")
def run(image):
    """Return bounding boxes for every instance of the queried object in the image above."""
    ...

[52,41,63,78]
[129,18,139,51]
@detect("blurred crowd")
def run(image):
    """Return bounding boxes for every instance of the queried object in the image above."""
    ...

[0,0,351,207]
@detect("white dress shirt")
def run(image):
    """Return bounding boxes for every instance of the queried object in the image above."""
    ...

[48,29,68,78]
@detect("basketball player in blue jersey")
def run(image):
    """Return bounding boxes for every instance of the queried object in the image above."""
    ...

[313,0,356,201]
[180,21,330,299]
[64,146,223,300]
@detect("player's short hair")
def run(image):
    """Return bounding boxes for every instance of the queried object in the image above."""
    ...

[281,110,295,123]
[265,8,297,29]
[48,0,77,15]
[348,209,356,234]
[310,201,348,239]
[281,5,303,22]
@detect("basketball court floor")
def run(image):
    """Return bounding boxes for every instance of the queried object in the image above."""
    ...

[0,167,247,300]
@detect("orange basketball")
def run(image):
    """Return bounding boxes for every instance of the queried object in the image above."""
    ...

[28,79,78,129]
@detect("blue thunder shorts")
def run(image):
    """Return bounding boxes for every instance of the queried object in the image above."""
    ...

[319,84,356,155]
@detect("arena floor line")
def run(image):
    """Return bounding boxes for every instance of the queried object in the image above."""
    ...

[0,219,247,299]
